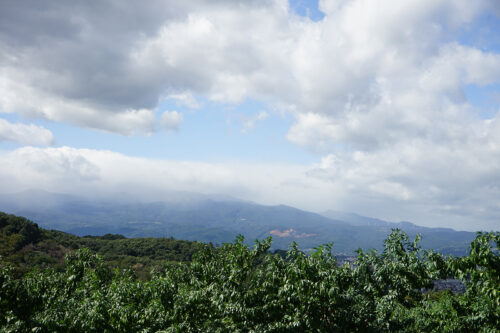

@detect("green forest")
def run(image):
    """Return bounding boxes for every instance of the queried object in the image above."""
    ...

[0,212,201,280]
[1,212,499,332]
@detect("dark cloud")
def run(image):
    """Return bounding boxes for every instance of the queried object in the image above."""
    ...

[0,0,182,111]
[0,0,277,112]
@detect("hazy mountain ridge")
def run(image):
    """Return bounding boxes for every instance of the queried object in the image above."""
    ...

[0,190,476,254]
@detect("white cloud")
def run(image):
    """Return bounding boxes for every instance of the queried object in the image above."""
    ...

[241,111,268,134]
[0,146,318,209]
[2,0,497,138]
[160,110,183,132]
[0,147,100,193]
[0,71,157,136]
[1,146,500,231]
[165,93,201,109]
[0,118,54,145]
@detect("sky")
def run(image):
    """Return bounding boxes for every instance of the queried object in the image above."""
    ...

[0,0,500,231]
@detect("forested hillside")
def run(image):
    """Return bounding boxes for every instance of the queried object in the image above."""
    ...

[1,212,499,331]
[0,212,201,278]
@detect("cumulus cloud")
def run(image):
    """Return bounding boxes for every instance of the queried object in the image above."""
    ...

[166,93,201,109]
[0,64,158,136]
[0,118,54,145]
[160,110,183,132]
[2,0,498,140]
[241,111,268,134]
[0,0,290,133]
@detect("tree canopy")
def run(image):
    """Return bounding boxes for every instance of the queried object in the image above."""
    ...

[1,215,499,332]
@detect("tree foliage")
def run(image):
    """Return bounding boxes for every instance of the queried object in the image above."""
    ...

[0,212,201,278]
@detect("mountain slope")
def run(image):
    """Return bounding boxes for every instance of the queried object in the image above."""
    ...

[0,190,476,254]
[0,211,201,278]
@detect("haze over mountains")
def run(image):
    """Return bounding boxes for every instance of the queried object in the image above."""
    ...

[0,190,476,255]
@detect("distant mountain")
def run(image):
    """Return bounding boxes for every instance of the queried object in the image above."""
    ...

[321,210,392,227]
[321,210,474,255]
[0,190,475,255]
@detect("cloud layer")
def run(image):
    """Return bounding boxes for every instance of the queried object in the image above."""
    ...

[1,0,499,136]
[0,119,53,145]
[1,145,499,231]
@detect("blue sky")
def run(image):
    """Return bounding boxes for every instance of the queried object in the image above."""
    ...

[1,98,314,164]
[289,0,325,21]
[0,0,499,231]
[460,11,500,119]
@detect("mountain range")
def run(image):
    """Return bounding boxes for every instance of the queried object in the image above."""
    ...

[0,189,476,255]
